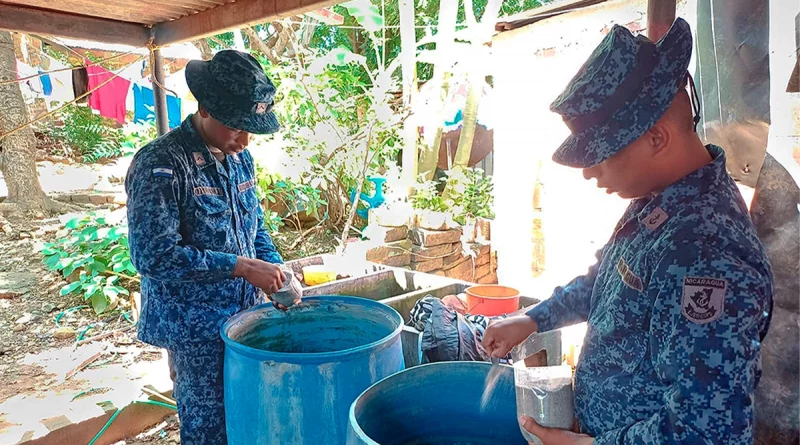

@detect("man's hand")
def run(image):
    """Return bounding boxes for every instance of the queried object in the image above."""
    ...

[520,416,594,445]
[233,257,285,295]
[482,315,539,358]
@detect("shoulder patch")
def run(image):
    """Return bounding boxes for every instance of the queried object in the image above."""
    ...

[681,277,726,324]
[193,186,224,197]
[192,152,206,166]
[616,257,644,291]
[152,167,173,178]
[643,207,669,231]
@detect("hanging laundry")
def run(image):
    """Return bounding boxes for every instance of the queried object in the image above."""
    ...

[87,64,131,125]
[39,70,53,96]
[132,83,182,129]
[72,67,89,103]
[48,68,75,103]
[16,61,43,102]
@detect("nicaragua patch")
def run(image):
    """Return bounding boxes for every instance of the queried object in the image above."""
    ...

[193,186,224,197]
[616,257,644,291]
[681,277,727,324]
[152,167,173,178]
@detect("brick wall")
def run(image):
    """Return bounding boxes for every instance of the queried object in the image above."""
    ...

[353,213,499,284]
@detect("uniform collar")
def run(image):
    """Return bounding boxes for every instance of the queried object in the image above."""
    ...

[635,145,728,230]
[178,115,216,170]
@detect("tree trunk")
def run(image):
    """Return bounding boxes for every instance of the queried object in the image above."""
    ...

[192,39,214,61]
[417,0,458,181]
[0,31,51,214]
[448,74,481,174]
[442,0,503,197]
[399,0,418,194]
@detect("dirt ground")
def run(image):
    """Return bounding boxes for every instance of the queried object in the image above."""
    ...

[0,195,340,444]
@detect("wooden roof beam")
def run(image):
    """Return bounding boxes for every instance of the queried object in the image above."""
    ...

[153,0,337,47]
[0,3,150,47]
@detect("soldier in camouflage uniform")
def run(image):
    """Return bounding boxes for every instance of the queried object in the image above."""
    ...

[126,50,294,444]
[482,19,773,445]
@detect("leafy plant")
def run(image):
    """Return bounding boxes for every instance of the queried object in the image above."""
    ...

[447,167,495,224]
[411,167,494,224]
[54,105,124,163]
[254,165,328,233]
[40,214,138,314]
[120,122,158,156]
[411,175,449,212]
[265,37,404,244]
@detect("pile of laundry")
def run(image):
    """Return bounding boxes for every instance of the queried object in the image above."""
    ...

[407,295,511,363]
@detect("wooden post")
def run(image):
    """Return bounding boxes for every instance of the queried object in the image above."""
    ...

[647,0,677,41]
[151,48,169,136]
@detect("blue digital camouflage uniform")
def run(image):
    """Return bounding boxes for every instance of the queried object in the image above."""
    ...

[527,145,773,444]
[126,116,282,444]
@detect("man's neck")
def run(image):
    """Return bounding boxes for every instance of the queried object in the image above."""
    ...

[654,136,712,194]
[191,114,225,162]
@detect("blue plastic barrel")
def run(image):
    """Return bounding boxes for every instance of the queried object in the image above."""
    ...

[221,296,405,444]
[347,362,527,444]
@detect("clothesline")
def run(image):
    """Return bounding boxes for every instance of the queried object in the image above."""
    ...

[0,55,146,141]
[0,50,137,86]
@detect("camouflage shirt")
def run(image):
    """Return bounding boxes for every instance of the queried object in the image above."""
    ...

[125,117,282,348]
[527,145,773,444]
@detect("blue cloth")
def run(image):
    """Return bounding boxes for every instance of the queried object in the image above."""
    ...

[549,19,693,168]
[527,145,773,444]
[132,84,182,129]
[168,341,227,445]
[125,116,283,349]
[39,71,52,96]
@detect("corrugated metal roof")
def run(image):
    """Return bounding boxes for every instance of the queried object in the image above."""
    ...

[0,0,235,26]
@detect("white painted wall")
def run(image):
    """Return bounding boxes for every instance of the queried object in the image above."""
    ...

[491,0,696,299]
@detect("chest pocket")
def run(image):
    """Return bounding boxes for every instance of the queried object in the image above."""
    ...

[236,180,260,242]
[189,187,232,250]
[590,255,653,374]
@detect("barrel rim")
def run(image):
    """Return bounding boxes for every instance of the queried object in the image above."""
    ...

[220,295,404,363]
[348,361,512,443]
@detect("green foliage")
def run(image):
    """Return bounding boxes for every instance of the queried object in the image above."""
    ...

[412,167,494,224]
[447,167,495,224]
[411,176,449,212]
[55,105,124,163]
[121,122,158,155]
[264,40,403,228]
[307,0,553,82]
[40,214,136,314]
[254,165,328,233]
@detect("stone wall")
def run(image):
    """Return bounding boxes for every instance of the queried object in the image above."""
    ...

[352,213,499,284]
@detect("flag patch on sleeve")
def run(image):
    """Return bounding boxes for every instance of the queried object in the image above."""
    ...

[152,167,173,178]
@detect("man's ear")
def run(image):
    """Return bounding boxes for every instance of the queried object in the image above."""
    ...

[197,107,210,118]
[647,122,671,157]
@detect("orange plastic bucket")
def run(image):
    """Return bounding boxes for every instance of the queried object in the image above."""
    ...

[465,285,520,316]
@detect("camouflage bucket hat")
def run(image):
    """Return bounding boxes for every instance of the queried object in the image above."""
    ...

[186,50,280,135]
[550,18,693,168]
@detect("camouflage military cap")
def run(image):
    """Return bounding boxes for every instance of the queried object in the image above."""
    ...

[550,18,693,168]
[186,50,280,135]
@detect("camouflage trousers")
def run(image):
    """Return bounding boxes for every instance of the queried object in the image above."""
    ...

[168,341,227,445]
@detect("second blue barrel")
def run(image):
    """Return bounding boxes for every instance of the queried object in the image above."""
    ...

[348,362,527,444]
[221,296,405,444]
